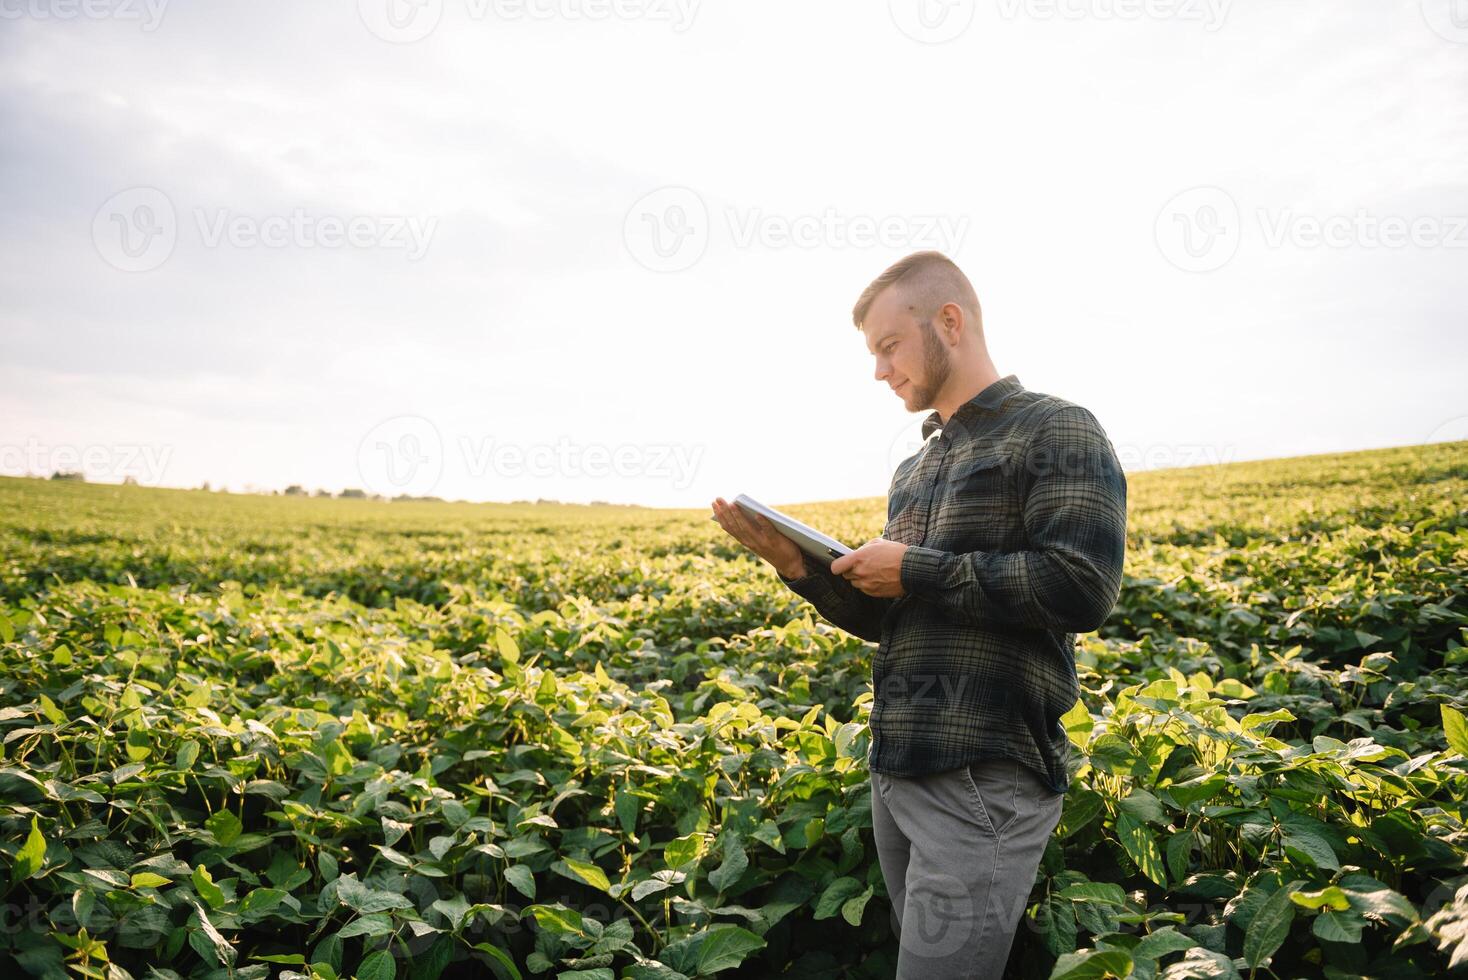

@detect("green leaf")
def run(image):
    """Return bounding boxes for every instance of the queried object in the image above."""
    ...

[338,914,394,939]
[1312,908,1365,943]
[1048,948,1134,979]
[841,884,873,926]
[1442,704,1468,756]
[1281,829,1339,871]
[1132,926,1197,960]
[1243,880,1298,969]
[495,627,520,665]
[38,694,67,726]
[1118,789,1166,825]
[205,810,243,847]
[313,933,345,972]
[187,898,236,966]
[1058,881,1128,907]
[813,877,864,920]
[175,740,200,771]
[125,727,151,762]
[663,833,706,869]
[707,836,747,894]
[557,857,611,893]
[238,887,287,918]
[630,870,685,902]
[504,864,536,900]
[356,949,397,980]
[660,925,765,975]
[130,871,171,889]
[192,864,226,908]
[472,943,523,980]
[1116,812,1167,886]
[1288,885,1350,911]
[524,903,585,936]
[1060,698,1093,746]
[615,790,640,835]
[11,816,46,885]
[336,874,414,913]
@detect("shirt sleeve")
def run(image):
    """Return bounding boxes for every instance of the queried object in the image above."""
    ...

[778,552,895,643]
[897,404,1128,633]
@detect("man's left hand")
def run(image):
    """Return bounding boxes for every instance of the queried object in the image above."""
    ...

[829,539,909,598]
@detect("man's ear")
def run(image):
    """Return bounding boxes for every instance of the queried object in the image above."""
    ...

[938,301,966,343]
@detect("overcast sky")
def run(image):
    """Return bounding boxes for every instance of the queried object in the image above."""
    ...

[2,0,1465,507]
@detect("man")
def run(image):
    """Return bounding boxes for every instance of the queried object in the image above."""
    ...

[711,250,1127,979]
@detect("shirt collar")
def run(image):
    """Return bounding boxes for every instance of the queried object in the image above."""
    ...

[920,374,1024,440]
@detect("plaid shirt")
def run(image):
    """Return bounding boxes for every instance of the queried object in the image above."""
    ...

[779,375,1127,794]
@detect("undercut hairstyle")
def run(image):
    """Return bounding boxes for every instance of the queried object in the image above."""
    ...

[851,250,982,332]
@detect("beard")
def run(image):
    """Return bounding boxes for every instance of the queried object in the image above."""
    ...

[906,318,953,411]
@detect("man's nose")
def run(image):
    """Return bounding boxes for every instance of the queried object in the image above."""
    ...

[874,357,891,382]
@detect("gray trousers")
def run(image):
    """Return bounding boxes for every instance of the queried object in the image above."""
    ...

[871,756,1065,979]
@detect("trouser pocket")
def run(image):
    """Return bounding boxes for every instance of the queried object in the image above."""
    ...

[961,757,1021,838]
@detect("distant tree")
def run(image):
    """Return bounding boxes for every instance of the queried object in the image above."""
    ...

[122,475,139,487]
[313,488,331,497]
[199,481,212,492]
[338,488,367,499]
[50,471,85,482]
[283,485,306,496]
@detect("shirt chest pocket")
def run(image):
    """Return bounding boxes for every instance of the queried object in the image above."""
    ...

[940,453,1017,540]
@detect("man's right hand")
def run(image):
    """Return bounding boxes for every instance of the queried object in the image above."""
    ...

[711,498,807,579]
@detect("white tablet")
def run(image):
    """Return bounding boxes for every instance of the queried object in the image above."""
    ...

[711,494,854,566]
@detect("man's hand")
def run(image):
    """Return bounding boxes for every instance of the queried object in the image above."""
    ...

[830,539,909,597]
[711,498,806,579]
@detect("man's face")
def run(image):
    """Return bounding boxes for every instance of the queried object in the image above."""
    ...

[863,286,953,412]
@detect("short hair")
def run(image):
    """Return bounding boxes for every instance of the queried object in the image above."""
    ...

[851,250,982,332]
